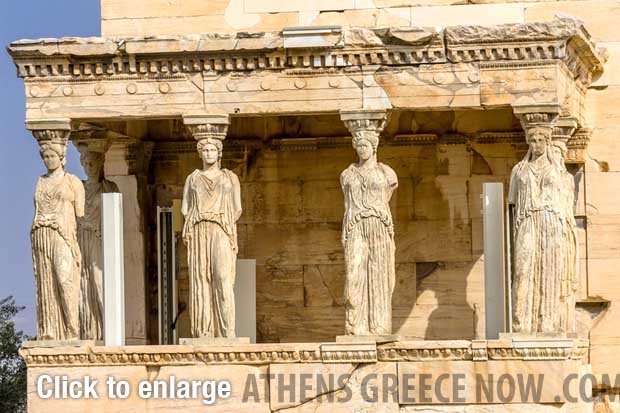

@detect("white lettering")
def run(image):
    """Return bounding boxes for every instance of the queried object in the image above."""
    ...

[138,381,152,399]
[218,381,231,399]
[83,377,99,399]
[36,375,53,399]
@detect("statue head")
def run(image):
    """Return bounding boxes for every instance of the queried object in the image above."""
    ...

[75,140,109,181]
[80,151,105,181]
[551,140,568,170]
[525,126,552,160]
[197,138,223,167]
[352,132,379,162]
[39,141,66,172]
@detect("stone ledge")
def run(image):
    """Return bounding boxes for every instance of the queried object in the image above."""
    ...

[19,339,589,368]
[6,17,603,83]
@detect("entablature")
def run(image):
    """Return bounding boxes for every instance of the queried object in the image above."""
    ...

[7,17,604,125]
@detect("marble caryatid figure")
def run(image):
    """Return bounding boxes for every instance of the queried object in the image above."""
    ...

[508,111,576,334]
[31,136,85,341]
[181,138,242,338]
[340,111,398,335]
[551,140,579,334]
[76,141,119,340]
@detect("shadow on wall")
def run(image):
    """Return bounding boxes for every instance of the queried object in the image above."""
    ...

[421,260,481,340]
[390,259,482,341]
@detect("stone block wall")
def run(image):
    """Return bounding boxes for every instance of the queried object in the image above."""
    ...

[146,111,528,344]
[100,0,620,403]
[100,0,618,39]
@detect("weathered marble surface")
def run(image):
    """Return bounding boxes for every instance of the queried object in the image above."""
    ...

[6,18,603,122]
[30,126,85,341]
[19,339,590,412]
[76,140,119,341]
[508,108,578,335]
[340,110,398,336]
[182,116,242,339]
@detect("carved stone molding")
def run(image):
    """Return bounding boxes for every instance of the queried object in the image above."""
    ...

[26,119,72,145]
[391,134,437,146]
[71,125,113,156]
[182,113,230,141]
[490,339,589,361]
[378,341,474,362]
[270,136,352,151]
[487,346,588,361]
[513,105,561,135]
[320,343,378,363]
[20,344,324,368]
[150,132,539,160]
[566,127,592,164]
[551,117,581,164]
[19,339,589,368]
[8,19,603,88]
[474,132,525,145]
[553,117,579,145]
[340,109,388,139]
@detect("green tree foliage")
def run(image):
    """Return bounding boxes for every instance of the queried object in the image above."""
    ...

[0,296,28,413]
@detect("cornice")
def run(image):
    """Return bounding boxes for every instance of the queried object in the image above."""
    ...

[7,18,604,88]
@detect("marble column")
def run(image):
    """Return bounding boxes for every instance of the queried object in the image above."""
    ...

[180,114,246,343]
[509,105,577,335]
[551,116,580,335]
[72,135,119,341]
[338,110,398,338]
[26,119,84,343]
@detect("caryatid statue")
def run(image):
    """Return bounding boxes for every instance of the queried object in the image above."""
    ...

[75,140,119,341]
[29,121,85,341]
[508,107,577,334]
[339,110,398,336]
[551,120,580,335]
[181,115,242,339]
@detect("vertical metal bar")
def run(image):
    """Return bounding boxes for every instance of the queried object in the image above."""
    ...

[172,226,178,344]
[158,207,178,345]
[483,183,507,339]
[157,206,163,345]
[103,193,125,346]
[506,204,514,332]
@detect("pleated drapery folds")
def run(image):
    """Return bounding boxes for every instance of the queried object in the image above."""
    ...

[186,220,236,338]
[343,217,395,335]
[341,162,398,335]
[31,172,83,341]
[182,168,239,339]
[509,152,578,334]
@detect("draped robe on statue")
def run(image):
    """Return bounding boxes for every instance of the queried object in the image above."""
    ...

[340,163,397,335]
[182,169,239,338]
[509,151,567,334]
[77,180,118,340]
[31,172,84,340]
[558,161,579,334]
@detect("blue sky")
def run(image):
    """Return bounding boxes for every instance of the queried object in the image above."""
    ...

[1,2,101,335]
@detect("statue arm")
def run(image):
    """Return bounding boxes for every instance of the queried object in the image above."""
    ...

[181,174,192,217]
[32,178,39,215]
[340,169,349,246]
[72,175,85,218]
[231,172,243,221]
[340,169,349,211]
[508,164,519,205]
[382,164,398,201]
